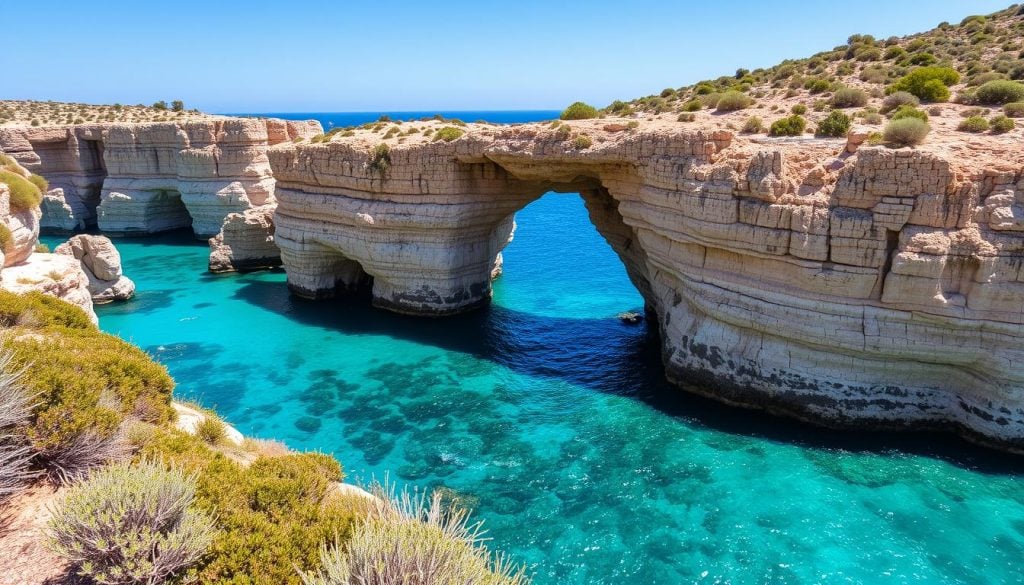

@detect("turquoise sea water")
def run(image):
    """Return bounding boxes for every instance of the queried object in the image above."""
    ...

[41,112,1024,584]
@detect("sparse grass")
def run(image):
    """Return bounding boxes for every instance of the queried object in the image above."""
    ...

[195,415,227,445]
[1004,102,1024,117]
[891,105,929,122]
[677,113,695,122]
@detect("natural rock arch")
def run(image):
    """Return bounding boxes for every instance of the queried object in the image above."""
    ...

[268,127,1024,451]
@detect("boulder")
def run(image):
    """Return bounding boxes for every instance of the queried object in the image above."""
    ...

[55,234,135,303]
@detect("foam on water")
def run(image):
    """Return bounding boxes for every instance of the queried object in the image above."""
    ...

[42,189,1024,585]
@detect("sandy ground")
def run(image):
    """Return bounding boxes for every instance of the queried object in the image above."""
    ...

[0,483,71,585]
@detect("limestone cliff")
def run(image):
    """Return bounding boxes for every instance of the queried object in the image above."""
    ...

[266,121,1024,451]
[0,118,321,237]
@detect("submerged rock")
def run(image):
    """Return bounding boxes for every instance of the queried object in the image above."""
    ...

[618,311,643,324]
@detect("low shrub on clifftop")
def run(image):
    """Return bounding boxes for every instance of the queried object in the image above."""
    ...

[302,485,527,585]
[975,80,1024,105]
[0,169,43,212]
[433,126,466,142]
[957,116,990,132]
[715,91,753,112]
[889,66,960,102]
[0,291,174,481]
[769,115,807,136]
[560,102,599,120]
[815,111,852,137]
[47,460,215,584]
[884,118,930,146]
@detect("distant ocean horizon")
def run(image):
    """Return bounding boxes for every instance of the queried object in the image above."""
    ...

[223,110,562,129]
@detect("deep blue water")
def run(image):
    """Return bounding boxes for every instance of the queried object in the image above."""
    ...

[223,110,561,130]
[42,111,1024,584]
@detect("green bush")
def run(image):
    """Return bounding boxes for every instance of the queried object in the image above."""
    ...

[572,135,592,149]
[883,118,930,146]
[791,104,808,115]
[715,91,753,111]
[807,79,832,94]
[890,66,960,101]
[196,415,227,446]
[28,174,48,194]
[975,80,1024,105]
[0,223,12,254]
[682,99,702,112]
[559,102,599,120]
[1004,102,1024,117]
[957,116,990,132]
[991,115,1016,133]
[47,460,215,585]
[433,126,465,142]
[831,87,868,108]
[815,111,852,137]
[0,291,174,481]
[139,430,362,585]
[769,115,807,137]
[0,170,43,212]
[891,106,929,122]
[368,143,391,180]
[741,116,764,133]
[677,113,695,122]
[301,486,527,585]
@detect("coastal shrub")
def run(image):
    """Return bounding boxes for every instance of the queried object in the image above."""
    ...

[881,91,920,113]
[815,111,852,137]
[676,113,695,122]
[831,87,868,108]
[991,115,1016,133]
[0,223,12,254]
[0,170,43,212]
[891,106,929,122]
[890,66,960,101]
[300,486,528,585]
[957,116,990,132]
[171,100,184,112]
[884,118,930,146]
[140,430,362,584]
[0,350,34,505]
[47,460,215,585]
[715,90,753,111]
[28,174,48,194]
[806,79,832,94]
[975,80,1024,104]
[572,135,593,149]
[195,415,227,446]
[367,143,391,180]
[791,104,807,115]
[769,115,807,137]
[559,102,599,120]
[0,291,174,481]
[1004,102,1024,117]
[741,116,764,133]
[152,101,167,111]
[433,126,465,142]
[682,99,702,112]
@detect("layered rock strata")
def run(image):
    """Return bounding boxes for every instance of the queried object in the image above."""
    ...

[268,124,1024,451]
[55,235,135,303]
[0,119,321,237]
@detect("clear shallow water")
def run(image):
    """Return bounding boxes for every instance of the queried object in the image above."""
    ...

[40,109,1024,583]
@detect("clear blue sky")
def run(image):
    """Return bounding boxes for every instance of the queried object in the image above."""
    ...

[1,1,1012,112]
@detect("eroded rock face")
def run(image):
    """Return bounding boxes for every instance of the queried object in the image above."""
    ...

[268,125,1024,451]
[0,119,322,237]
[0,253,95,323]
[208,204,281,272]
[55,234,135,303]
